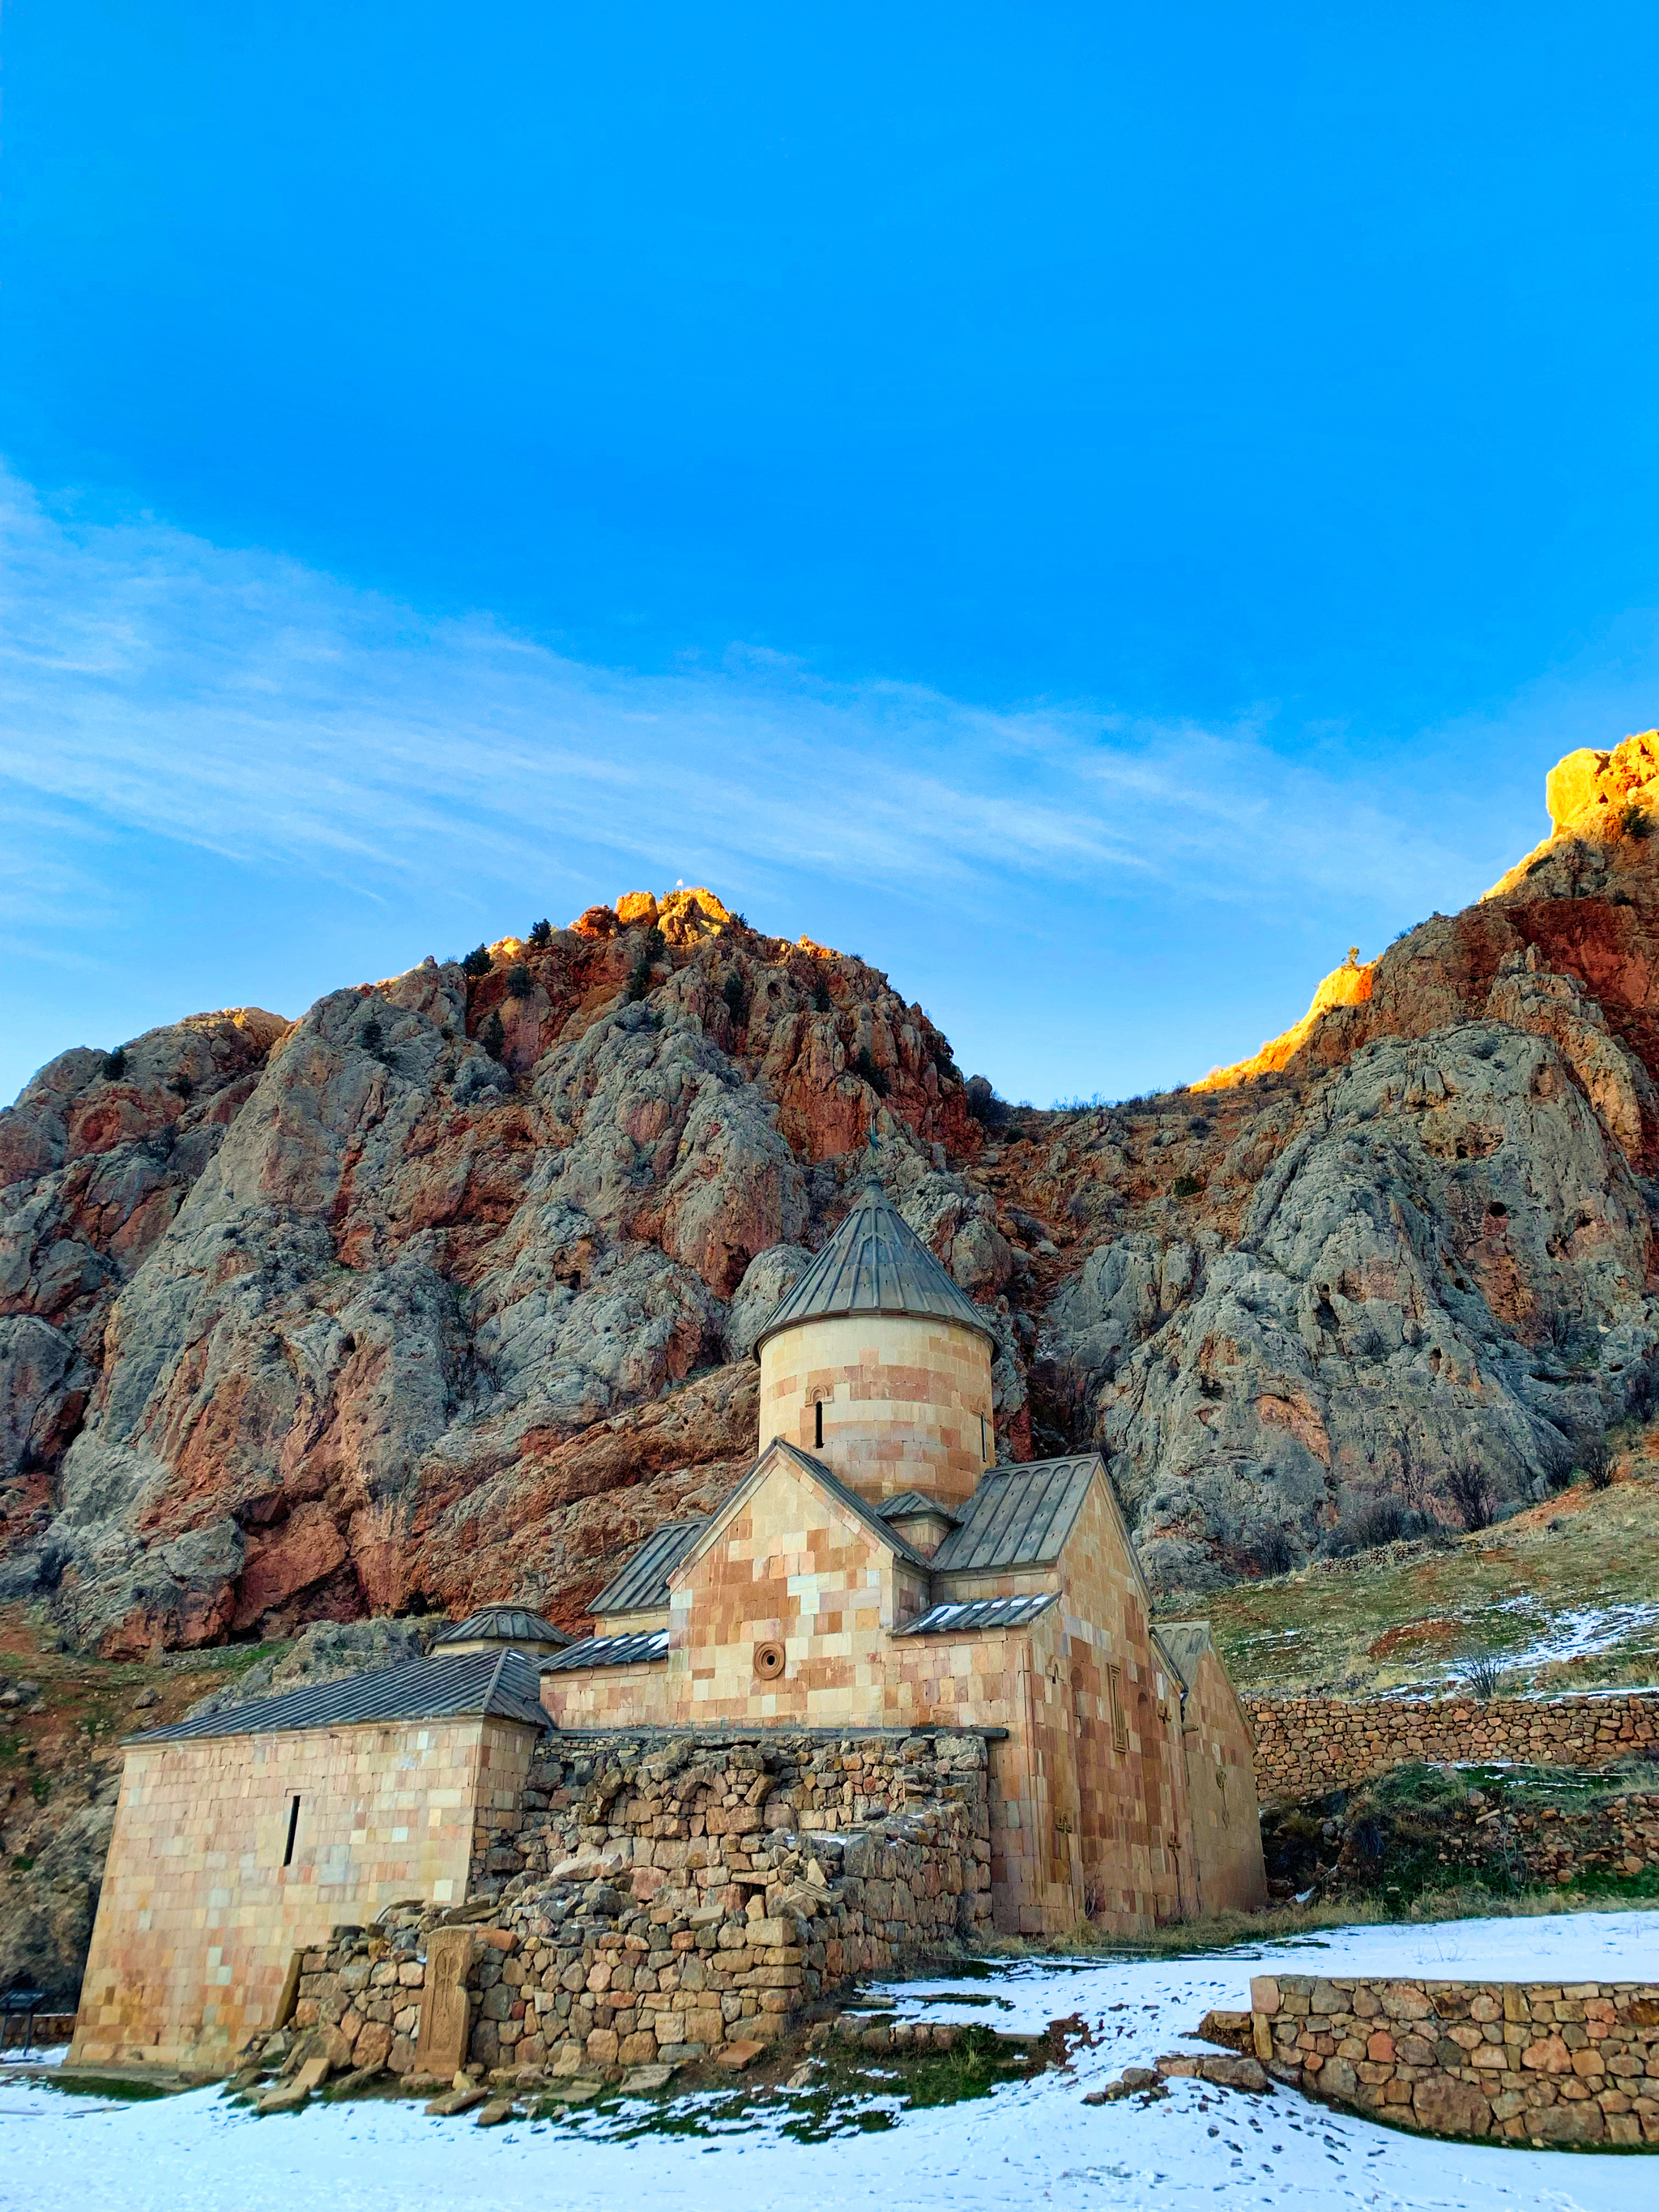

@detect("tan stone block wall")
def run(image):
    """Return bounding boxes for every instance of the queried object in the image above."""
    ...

[543,1458,1265,1941]
[70,1715,524,2070]
[543,1659,673,1728]
[663,1449,928,1729]
[1179,1647,1269,1915]
[1251,1972,1659,2146]
[758,1314,993,1510]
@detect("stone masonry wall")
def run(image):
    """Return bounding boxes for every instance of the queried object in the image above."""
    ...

[758,1313,994,1512]
[70,1713,528,2069]
[244,1730,992,2086]
[464,1727,992,2072]
[1248,1971,1659,2146]
[1245,1692,1659,1804]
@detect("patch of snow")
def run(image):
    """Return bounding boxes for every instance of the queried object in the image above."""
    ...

[3,1913,1655,2210]
[1371,1598,1659,1695]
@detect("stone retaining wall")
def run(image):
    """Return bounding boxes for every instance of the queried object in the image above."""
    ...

[467,1727,991,2073]
[245,1729,992,2086]
[1244,1693,1659,1803]
[1250,1972,1659,2145]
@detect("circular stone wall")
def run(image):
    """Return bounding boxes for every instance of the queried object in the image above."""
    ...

[757,1312,995,1512]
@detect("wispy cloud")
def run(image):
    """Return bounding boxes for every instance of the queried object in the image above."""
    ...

[0,464,1478,931]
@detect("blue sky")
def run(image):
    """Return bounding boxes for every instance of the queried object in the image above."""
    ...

[6,2,1659,1108]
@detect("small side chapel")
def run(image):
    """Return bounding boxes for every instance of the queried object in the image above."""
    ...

[541,1176,1267,1932]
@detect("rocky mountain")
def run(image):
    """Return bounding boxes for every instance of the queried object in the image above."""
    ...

[6,740,1659,1655]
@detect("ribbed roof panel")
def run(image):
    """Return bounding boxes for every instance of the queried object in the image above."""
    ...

[895,1594,1058,1636]
[591,1520,707,1616]
[432,1603,571,1648]
[752,1178,996,1352]
[544,1629,671,1672]
[929,1455,1101,1574]
[133,1648,551,1743]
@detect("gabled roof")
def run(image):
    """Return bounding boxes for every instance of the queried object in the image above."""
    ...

[753,1176,997,1352]
[877,1490,960,1526]
[591,1519,707,1616]
[896,1594,1057,1636]
[432,1603,572,1648]
[674,1438,933,1580]
[1153,1621,1215,1687]
[544,1629,670,1672]
[1153,1619,1252,1734]
[930,1454,1102,1574]
[132,1648,550,1744]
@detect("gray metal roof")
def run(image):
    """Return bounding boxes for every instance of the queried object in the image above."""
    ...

[133,1648,550,1743]
[877,1490,960,1526]
[896,1594,1058,1636]
[591,1520,707,1616]
[432,1603,572,1648]
[929,1454,1102,1574]
[752,1176,998,1352]
[544,1629,671,1672]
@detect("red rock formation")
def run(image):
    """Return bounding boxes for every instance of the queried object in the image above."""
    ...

[0,900,991,1653]
[9,736,1659,1650]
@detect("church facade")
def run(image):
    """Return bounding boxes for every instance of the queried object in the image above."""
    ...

[72,1176,1264,2069]
[542,1178,1266,1933]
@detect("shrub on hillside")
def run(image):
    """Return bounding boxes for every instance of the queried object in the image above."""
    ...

[966,1074,1008,1128]
[1328,1494,1441,1557]
[505,963,533,997]
[853,1044,890,1097]
[529,918,552,947]
[100,1048,127,1082]
[1172,1172,1202,1198]
[460,945,492,979]
[723,971,747,1023]
[1250,1524,1295,1577]
[480,1010,506,1061]
[812,980,833,1014]
[1576,1435,1614,1490]
[1444,1455,1497,1531]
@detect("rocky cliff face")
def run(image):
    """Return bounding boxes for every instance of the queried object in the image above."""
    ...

[7,745,1659,1648]
[0,890,1005,1653]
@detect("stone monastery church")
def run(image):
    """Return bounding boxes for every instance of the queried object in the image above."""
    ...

[73,1176,1265,2069]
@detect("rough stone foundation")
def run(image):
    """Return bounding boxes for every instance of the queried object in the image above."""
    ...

[244,1728,993,2083]
[1245,1693,1659,1803]
[1249,1972,1659,2145]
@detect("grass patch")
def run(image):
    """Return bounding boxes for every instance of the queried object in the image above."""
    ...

[1175,1466,1659,1695]
[548,2026,1037,2146]
[38,2073,173,2102]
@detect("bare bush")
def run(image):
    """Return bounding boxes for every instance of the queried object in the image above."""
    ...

[1443,1455,1496,1532]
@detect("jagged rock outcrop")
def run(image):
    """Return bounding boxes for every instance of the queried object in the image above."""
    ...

[0,907,984,1651]
[181,1615,441,1723]
[7,741,1659,1638]
[1066,1024,1655,1586]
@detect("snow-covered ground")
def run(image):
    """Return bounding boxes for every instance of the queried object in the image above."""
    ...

[1438,1599,1659,1691]
[2,1911,1654,2212]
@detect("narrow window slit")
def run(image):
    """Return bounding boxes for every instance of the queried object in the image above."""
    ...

[283,1796,301,1868]
[814,1399,824,1450]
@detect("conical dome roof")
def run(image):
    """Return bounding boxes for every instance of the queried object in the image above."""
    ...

[753,1178,997,1352]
